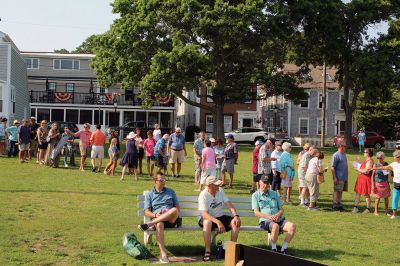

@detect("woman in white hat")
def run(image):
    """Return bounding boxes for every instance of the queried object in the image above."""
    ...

[120,132,138,180]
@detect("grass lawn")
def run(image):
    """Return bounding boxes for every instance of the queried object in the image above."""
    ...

[0,144,399,266]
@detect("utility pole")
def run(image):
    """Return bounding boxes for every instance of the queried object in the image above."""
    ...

[321,63,327,147]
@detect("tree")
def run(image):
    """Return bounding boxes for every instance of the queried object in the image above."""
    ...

[288,0,399,146]
[73,34,100,54]
[53,48,70,54]
[91,0,308,138]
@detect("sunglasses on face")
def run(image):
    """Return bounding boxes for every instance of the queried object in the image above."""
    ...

[156,178,166,183]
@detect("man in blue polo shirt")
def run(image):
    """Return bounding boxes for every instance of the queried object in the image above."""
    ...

[167,127,187,178]
[252,176,296,254]
[154,134,169,174]
[138,171,181,263]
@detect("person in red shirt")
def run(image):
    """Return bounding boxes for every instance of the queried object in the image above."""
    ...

[251,140,263,194]
[90,124,106,172]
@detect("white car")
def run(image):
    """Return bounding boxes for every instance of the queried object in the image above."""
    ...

[396,140,400,150]
[225,127,268,143]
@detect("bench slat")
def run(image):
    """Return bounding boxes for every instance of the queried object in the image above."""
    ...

[137,202,253,210]
[137,210,254,217]
[143,225,262,232]
[138,194,252,204]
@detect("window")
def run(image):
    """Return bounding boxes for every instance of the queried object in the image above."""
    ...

[136,111,146,123]
[25,58,39,69]
[125,88,134,101]
[224,115,233,132]
[66,109,79,123]
[124,111,135,124]
[48,82,56,91]
[37,108,50,121]
[317,119,327,135]
[148,112,159,128]
[298,92,309,108]
[339,93,345,110]
[51,109,64,121]
[79,110,92,124]
[206,86,213,102]
[299,118,309,135]
[205,115,213,132]
[280,117,284,129]
[66,83,75,93]
[160,112,171,128]
[94,110,104,125]
[269,118,273,128]
[54,59,80,70]
[318,92,328,109]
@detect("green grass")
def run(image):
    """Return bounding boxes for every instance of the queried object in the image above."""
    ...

[0,145,399,266]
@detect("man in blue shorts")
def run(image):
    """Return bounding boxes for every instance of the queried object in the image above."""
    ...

[252,176,296,254]
[138,171,181,263]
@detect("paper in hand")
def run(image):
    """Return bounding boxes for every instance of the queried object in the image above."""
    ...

[353,162,361,170]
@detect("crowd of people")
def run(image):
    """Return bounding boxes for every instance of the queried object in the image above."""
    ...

[1,119,399,262]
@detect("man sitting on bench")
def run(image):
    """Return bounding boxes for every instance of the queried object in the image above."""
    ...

[252,176,296,254]
[138,171,180,263]
[198,175,241,261]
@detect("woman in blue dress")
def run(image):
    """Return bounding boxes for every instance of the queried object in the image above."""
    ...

[120,132,138,180]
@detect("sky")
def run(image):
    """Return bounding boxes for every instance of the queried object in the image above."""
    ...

[0,0,389,53]
[0,0,117,52]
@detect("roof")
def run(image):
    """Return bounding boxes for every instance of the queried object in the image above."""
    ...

[21,51,95,59]
[283,64,339,89]
[0,31,22,53]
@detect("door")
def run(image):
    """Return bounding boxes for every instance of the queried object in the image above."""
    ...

[337,120,345,135]
[243,118,253,128]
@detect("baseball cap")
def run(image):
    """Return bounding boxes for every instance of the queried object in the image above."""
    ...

[259,176,269,183]
[227,134,234,140]
[255,140,264,145]
[205,176,223,186]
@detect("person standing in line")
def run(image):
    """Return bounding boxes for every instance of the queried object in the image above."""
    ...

[296,143,311,197]
[193,131,205,184]
[153,123,162,142]
[198,139,217,191]
[36,120,48,165]
[90,125,106,173]
[5,120,19,158]
[298,146,315,207]
[352,148,374,213]
[28,117,39,162]
[73,123,92,171]
[373,150,400,220]
[221,134,238,188]
[167,127,187,178]
[331,142,348,211]
[251,140,263,194]
[357,129,366,153]
[280,142,295,204]
[213,138,225,180]
[305,150,326,211]
[45,122,61,167]
[0,117,7,156]
[120,132,138,180]
[135,127,145,175]
[144,130,157,177]
[370,151,391,216]
[104,138,119,176]
[109,129,120,151]
[17,119,31,163]
[154,134,169,174]
[62,127,75,167]
[271,142,283,195]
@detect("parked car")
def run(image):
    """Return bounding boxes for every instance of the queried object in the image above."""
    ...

[47,121,79,133]
[333,131,385,149]
[396,140,400,150]
[224,127,268,143]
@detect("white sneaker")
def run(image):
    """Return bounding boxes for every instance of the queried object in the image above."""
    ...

[390,215,397,220]
[352,207,359,213]
[64,163,68,167]
[159,256,169,264]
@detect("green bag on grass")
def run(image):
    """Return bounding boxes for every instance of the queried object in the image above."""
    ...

[122,232,149,259]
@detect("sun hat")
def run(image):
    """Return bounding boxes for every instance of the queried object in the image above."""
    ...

[209,137,216,143]
[13,120,19,125]
[127,132,137,139]
[205,175,223,186]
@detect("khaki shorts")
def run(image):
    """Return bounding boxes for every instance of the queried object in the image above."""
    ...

[30,139,38,151]
[169,149,185,164]
[334,180,345,192]
[79,145,91,157]
[19,143,30,151]
[305,174,319,203]
[91,145,104,159]
[298,178,307,188]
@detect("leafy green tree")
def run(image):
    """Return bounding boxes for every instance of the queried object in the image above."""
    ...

[91,0,308,138]
[73,34,100,54]
[53,48,70,54]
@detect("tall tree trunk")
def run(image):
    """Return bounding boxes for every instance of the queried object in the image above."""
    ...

[213,95,225,139]
[342,63,354,148]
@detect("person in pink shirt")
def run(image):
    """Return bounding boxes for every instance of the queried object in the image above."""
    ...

[73,123,92,171]
[197,139,217,191]
[251,140,263,194]
[144,130,157,177]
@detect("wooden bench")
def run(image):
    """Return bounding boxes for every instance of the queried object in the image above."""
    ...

[137,191,264,246]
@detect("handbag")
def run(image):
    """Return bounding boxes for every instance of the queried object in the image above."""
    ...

[317,173,325,184]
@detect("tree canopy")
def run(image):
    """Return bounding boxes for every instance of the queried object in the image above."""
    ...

[91,0,309,137]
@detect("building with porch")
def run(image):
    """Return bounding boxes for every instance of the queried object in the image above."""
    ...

[22,52,175,130]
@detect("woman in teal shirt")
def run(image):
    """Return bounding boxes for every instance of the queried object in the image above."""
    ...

[280,142,295,204]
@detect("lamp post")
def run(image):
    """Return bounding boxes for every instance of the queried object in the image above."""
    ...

[273,105,278,137]
[113,99,118,127]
